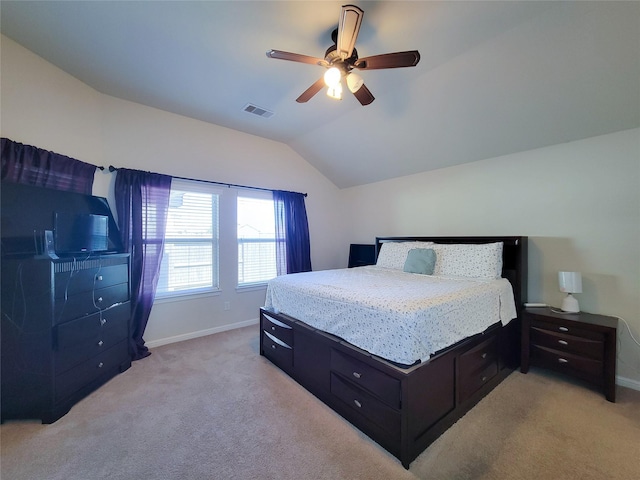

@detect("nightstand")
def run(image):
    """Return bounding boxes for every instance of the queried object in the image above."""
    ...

[521,307,617,402]
[348,244,376,268]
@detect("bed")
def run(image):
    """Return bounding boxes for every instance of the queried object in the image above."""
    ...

[259,236,527,468]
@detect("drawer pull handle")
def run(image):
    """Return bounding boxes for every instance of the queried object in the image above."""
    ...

[96,275,103,281]
[97,297,103,303]
[100,318,107,325]
[559,326,569,332]
[558,358,569,364]
[98,340,104,347]
[352,372,362,379]
[97,362,104,368]
[558,340,568,346]
[271,326,276,331]
[353,399,362,408]
[271,344,276,350]
[481,352,487,359]
[481,376,488,382]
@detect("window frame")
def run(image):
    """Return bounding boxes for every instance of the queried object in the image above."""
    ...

[155,178,222,300]
[236,189,277,288]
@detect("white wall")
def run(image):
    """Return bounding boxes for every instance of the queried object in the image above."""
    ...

[98,96,344,344]
[340,129,640,386]
[3,33,639,388]
[1,35,345,347]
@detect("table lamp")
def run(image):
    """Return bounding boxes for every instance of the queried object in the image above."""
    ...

[558,271,582,313]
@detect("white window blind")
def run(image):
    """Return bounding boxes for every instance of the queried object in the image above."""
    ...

[156,179,220,297]
[237,192,277,286]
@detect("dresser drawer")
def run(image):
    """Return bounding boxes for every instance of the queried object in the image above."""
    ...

[54,263,129,299]
[531,327,603,360]
[261,313,293,347]
[262,330,293,369]
[55,340,129,402]
[331,349,400,409]
[55,303,130,374]
[53,283,129,324]
[531,345,603,383]
[330,372,401,441]
[55,302,130,349]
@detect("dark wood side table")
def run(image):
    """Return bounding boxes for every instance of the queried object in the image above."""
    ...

[348,244,376,268]
[521,307,617,402]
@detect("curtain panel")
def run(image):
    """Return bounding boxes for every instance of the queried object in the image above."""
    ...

[115,168,172,360]
[273,190,312,275]
[1,138,97,194]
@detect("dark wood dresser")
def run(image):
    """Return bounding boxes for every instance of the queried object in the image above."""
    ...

[521,307,617,402]
[1,254,132,423]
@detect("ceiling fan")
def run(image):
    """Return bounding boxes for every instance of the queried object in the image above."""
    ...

[266,4,420,106]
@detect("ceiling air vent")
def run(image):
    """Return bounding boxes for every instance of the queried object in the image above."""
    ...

[243,103,274,119]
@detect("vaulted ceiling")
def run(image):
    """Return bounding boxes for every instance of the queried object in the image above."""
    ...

[2,1,639,188]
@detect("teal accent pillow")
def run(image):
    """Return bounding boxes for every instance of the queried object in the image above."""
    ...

[403,248,436,275]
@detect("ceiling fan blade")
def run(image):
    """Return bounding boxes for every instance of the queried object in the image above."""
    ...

[352,84,375,106]
[296,77,326,103]
[354,51,421,70]
[337,4,364,60]
[266,49,327,66]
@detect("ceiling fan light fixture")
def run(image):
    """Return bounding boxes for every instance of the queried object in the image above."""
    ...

[346,72,364,93]
[266,4,420,106]
[326,82,343,100]
[323,67,341,87]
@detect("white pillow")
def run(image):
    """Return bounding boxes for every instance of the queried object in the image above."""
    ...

[431,242,503,279]
[376,241,434,270]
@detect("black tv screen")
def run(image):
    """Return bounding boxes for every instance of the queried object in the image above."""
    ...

[54,212,109,255]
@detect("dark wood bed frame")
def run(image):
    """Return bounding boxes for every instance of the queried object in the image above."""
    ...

[259,236,528,468]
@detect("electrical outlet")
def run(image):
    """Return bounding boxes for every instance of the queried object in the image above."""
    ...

[223,301,230,311]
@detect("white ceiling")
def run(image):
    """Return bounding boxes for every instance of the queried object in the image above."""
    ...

[1,1,639,188]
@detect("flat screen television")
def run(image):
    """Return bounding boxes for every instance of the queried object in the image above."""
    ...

[54,212,109,255]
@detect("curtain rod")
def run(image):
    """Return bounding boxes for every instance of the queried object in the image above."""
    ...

[107,165,307,197]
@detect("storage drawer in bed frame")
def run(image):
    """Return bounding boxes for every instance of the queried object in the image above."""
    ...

[259,307,518,468]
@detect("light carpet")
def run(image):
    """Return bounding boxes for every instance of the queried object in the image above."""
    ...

[2,325,639,480]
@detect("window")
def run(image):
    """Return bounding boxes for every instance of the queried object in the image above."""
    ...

[237,191,277,286]
[156,179,220,297]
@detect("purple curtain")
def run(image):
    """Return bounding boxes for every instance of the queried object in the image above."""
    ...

[1,138,97,194]
[273,190,312,275]
[115,168,172,360]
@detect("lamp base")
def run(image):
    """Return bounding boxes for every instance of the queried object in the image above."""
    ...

[561,294,580,313]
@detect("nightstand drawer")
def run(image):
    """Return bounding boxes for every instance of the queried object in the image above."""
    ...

[530,318,604,342]
[331,349,400,408]
[531,327,603,360]
[522,308,617,402]
[261,313,293,347]
[531,345,603,382]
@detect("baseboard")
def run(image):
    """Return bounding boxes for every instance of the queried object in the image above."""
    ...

[144,323,640,393]
[145,318,259,349]
[616,375,640,392]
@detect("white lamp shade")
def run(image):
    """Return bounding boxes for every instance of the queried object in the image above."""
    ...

[346,73,364,93]
[558,272,582,294]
